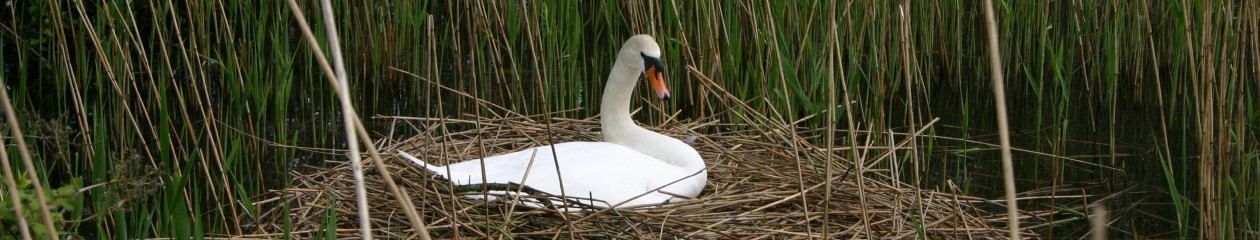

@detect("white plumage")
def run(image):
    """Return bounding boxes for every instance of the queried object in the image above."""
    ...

[399,35,706,208]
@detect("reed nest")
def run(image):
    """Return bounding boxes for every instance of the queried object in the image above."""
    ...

[260,110,1033,239]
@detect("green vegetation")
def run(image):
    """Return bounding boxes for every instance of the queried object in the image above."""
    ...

[0,175,79,239]
[0,0,1255,238]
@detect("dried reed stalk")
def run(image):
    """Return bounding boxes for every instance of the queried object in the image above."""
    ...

[980,0,1022,239]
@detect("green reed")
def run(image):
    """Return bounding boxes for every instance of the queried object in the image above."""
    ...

[0,0,1255,238]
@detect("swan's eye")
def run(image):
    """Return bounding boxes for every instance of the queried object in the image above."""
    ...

[640,53,665,73]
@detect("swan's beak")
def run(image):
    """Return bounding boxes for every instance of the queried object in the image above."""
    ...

[646,65,670,100]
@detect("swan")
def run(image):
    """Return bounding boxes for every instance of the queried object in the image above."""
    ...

[399,35,706,208]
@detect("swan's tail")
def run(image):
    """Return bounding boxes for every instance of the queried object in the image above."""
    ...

[398,150,445,175]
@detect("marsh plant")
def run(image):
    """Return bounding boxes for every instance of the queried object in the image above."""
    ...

[1,0,1256,239]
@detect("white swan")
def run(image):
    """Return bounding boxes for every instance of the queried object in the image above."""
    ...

[399,35,706,208]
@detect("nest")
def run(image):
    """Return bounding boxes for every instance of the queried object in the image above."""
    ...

[257,113,1027,239]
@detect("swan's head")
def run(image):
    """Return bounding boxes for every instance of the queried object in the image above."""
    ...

[625,35,670,100]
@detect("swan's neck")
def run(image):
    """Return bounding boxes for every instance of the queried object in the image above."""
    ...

[600,57,640,132]
[600,54,705,173]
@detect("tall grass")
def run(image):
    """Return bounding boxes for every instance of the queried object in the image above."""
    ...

[0,0,1255,238]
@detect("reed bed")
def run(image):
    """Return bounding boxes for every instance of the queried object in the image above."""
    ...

[258,114,1026,239]
[258,58,1033,238]
[5,0,1258,238]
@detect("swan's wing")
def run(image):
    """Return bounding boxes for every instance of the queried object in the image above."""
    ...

[398,150,445,175]
[435,142,691,207]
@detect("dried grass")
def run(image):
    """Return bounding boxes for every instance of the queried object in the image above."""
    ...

[255,112,1031,239]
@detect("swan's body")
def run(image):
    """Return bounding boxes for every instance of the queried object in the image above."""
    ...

[399,35,706,208]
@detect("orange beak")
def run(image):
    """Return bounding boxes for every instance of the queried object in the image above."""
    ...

[646,66,670,100]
